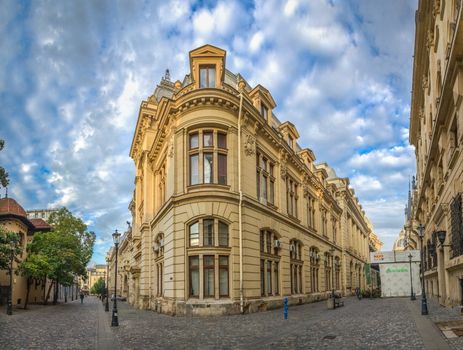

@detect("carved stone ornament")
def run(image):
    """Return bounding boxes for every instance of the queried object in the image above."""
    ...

[244,134,256,156]
[303,183,310,197]
[280,163,287,179]
[168,137,174,158]
[422,75,429,89]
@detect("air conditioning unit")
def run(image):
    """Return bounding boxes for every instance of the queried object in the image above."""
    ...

[289,244,296,252]
[274,240,281,249]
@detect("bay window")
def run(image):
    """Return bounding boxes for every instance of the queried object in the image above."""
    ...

[188,129,228,186]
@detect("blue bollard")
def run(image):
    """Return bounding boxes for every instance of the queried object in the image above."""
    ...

[284,297,288,319]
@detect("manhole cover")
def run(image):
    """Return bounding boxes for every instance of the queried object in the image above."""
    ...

[323,335,336,340]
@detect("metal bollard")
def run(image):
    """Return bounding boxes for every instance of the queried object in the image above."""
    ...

[284,297,288,320]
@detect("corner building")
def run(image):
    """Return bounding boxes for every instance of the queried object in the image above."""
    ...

[409,0,463,306]
[113,45,380,315]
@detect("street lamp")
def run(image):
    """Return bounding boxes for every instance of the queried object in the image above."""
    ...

[417,224,428,315]
[408,253,416,301]
[111,229,121,327]
[105,259,109,312]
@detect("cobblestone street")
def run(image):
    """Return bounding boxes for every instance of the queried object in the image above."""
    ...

[1,296,462,349]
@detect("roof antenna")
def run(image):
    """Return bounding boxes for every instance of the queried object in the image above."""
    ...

[164,69,170,81]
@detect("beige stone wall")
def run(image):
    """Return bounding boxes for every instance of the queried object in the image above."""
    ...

[109,44,379,315]
[0,220,45,307]
[409,1,463,306]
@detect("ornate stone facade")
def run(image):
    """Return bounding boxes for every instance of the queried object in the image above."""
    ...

[107,45,381,315]
[409,0,463,306]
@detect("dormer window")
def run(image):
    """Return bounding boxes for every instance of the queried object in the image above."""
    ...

[287,135,293,148]
[199,65,216,88]
[261,104,268,121]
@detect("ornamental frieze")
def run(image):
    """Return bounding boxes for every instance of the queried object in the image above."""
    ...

[244,134,256,157]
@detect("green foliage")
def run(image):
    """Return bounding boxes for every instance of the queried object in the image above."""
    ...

[0,227,21,270]
[0,139,9,188]
[90,277,106,295]
[20,207,96,287]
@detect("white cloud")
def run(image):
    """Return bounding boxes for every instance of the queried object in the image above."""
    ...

[0,0,418,262]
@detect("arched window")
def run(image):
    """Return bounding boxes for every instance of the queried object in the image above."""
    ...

[290,239,303,294]
[309,247,320,293]
[187,218,230,299]
[260,229,280,297]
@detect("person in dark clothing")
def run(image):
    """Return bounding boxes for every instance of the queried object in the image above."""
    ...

[80,292,84,304]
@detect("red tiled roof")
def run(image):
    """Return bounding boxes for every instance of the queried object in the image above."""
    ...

[30,218,51,230]
[0,197,27,217]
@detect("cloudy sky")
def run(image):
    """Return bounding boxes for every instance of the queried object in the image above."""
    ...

[0,0,417,263]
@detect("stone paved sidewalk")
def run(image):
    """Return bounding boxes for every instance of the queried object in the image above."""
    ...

[1,295,462,349]
[109,297,457,350]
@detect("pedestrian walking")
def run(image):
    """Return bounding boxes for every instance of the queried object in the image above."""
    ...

[80,292,84,304]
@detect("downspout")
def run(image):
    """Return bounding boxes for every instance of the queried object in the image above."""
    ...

[237,79,244,314]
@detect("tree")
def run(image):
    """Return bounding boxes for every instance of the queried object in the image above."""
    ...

[17,253,51,309]
[20,207,96,305]
[90,277,106,296]
[0,139,9,189]
[0,227,21,270]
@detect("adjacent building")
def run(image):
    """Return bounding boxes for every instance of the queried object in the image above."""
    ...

[26,208,59,222]
[0,197,52,307]
[409,0,463,306]
[107,44,381,315]
[81,264,107,294]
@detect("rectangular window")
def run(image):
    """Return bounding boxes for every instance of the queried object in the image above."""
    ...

[218,154,227,185]
[203,219,214,246]
[260,259,265,296]
[267,261,272,295]
[218,221,228,246]
[260,231,265,252]
[199,65,216,88]
[189,256,199,297]
[190,154,199,185]
[261,104,268,120]
[203,132,214,147]
[269,179,274,204]
[266,231,272,254]
[204,255,215,297]
[189,222,199,247]
[218,133,227,149]
[274,262,279,295]
[262,175,268,201]
[219,256,229,296]
[189,133,199,149]
[203,153,213,183]
[256,170,260,199]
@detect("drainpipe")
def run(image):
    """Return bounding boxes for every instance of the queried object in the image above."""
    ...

[237,79,244,314]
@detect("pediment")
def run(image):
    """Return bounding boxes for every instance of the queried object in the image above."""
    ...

[189,44,226,58]
[250,84,277,108]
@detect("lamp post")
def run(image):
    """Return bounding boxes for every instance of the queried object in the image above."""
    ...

[417,224,428,315]
[111,229,121,327]
[408,253,416,300]
[105,260,109,312]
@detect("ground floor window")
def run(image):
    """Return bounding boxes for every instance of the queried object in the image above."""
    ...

[156,262,163,296]
[189,256,199,297]
[188,254,229,299]
[260,258,279,296]
[290,263,303,294]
